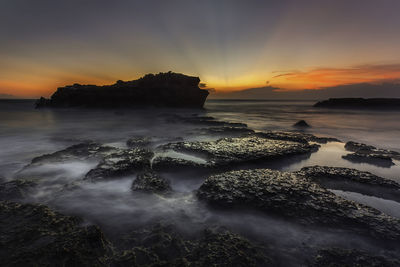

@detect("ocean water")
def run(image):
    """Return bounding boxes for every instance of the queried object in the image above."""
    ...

[0,99,399,265]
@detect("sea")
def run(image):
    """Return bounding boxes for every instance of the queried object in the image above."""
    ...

[0,98,399,265]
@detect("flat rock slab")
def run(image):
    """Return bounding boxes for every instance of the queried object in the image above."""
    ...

[197,169,400,241]
[0,201,111,266]
[163,136,318,167]
[255,131,340,144]
[84,148,154,181]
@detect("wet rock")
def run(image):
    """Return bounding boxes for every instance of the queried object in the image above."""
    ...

[152,156,209,171]
[29,142,118,166]
[0,201,112,266]
[310,248,399,267]
[126,136,152,148]
[84,148,154,181]
[197,169,400,241]
[342,153,395,168]
[163,136,318,167]
[36,72,209,108]
[343,141,400,167]
[0,180,37,201]
[131,170,171,194]
[293,120,311,128]
[255,131,340,144]
[298,166,400,202]
[345,141,400,160]
[299,166,400,189]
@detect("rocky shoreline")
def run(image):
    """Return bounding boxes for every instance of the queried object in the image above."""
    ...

[1,114,400,266]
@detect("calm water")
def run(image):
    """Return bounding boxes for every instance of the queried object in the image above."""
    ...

[1,99,399,265]
[205,99,400,151]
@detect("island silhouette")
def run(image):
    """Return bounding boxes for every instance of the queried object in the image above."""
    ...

[36,72,209,108]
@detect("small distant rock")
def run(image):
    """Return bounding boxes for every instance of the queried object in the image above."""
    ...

[293,120,311,128]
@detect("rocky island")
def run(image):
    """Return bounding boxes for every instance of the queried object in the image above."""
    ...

[314,98,400,109]
[35,72,209,108]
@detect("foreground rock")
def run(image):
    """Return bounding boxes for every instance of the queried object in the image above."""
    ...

[114,224,271,267]
[310,248,399,267]
[0,201,112,266]
[298,166,400,202]
[163,136,318,167]
[314,98,400,110]
[131,170,171,194]
[36,72,209,108]
[197,169,400,241]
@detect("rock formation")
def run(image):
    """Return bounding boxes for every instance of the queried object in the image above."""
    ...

[35,72,209,108]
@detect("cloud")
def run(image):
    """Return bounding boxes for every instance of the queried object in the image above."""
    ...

[271,64,400,89]
[210,82,400,100]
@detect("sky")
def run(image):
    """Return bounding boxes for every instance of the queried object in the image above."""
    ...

[1,0,400,98]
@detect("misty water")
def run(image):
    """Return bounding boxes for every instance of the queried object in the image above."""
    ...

[1,99,400,265]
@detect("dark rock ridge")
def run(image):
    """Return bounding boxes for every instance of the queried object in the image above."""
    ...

[298,166,400,202]
[197,169,400,241]
[345,141,400,160]
[342,153,395,168]
[342,141,400,167]
[35,72,209,108]
[314,98,400,110]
